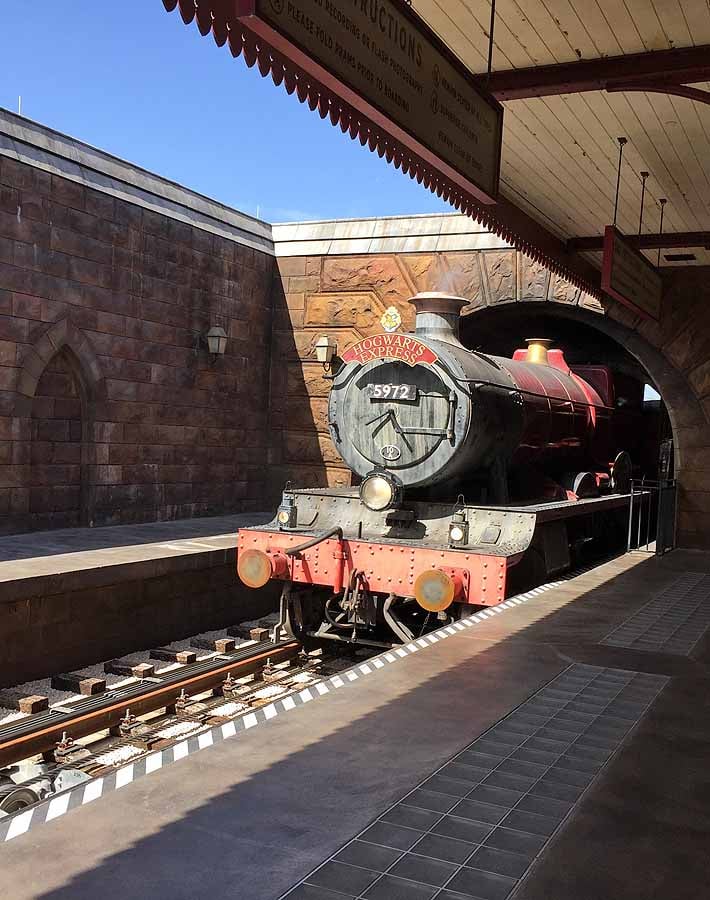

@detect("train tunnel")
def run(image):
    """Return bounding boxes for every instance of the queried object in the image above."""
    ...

[459,303,673,486]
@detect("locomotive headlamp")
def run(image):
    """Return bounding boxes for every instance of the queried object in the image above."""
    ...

[359,471,403,512]
[448,510,469,547]
[277,494,297,529]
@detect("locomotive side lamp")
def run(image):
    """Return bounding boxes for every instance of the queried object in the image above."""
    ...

[277,492,298,529]
[448,510,469,547]
[315,335,339,372]
[359,470,403,512]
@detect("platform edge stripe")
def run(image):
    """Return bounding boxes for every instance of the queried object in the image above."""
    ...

[0,566,584,845]
[3,808,34,841]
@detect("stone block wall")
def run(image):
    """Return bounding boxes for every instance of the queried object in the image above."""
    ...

[0,154,274,534]
[270,246,710,550]
[268,247,601,497]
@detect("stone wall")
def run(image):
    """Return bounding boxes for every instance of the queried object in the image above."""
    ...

[270,245,710,550]
[268,247,602,494]
[0,154,273,534]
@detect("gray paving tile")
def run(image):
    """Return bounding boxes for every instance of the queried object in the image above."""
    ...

[361,822,422,851]
[411,833,478,864]
[466,785,525,808]
[363,875,438,899]
[467,846,531,878]
[286,885,357,900]
[405,790,458,813]
[334,840,402,872]
[432,816,495,844]
[281,666,667,900]
[381,805,443,832]
[389,853,459,887]
[451,798,509,825]
[483,827,547,858]
[447,865,517,900]
[500,810,558,837]
[422,775,479,798]
[306,862,379,895]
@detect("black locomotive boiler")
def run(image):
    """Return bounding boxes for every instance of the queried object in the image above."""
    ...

[238,292,638,646]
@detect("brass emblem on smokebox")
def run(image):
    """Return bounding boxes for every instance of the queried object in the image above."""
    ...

[381,307,402,333]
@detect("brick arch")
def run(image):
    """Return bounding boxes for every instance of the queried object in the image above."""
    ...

[16,319,105,409]
[15,320,105,530]
[462,293,710,549]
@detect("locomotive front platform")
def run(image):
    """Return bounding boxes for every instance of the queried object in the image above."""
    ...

[2,549,709,900]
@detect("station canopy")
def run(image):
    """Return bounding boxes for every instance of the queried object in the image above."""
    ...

[163,1,710,295]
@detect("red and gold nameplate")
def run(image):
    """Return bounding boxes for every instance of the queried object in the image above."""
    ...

[342,334,438,367]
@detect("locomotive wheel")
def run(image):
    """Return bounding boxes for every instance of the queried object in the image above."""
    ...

[283,587,326,652]
[0,784,39,815]
[611,451,633,493]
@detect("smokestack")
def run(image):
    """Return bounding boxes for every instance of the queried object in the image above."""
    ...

[409,292,468,346]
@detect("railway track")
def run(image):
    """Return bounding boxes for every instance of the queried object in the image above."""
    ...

[0,632,370,817]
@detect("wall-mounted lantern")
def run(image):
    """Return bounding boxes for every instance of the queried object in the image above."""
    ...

[315,335,339,372]
[194,325,228,363]
[206,325,228,358]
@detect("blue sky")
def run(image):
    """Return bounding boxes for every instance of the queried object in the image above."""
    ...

[0,0,450,223]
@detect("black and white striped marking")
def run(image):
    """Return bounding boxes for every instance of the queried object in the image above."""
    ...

[0,574,574,843]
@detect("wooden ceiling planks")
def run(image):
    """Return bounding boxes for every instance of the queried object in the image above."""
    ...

[412,0,710,264]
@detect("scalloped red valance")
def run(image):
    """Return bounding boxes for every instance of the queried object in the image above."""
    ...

[161,0,599,296]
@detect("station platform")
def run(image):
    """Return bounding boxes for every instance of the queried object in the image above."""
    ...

[0,513,275,684]
[1,549,709,899]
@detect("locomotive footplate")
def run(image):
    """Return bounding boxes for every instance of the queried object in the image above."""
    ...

[237,488,538,610]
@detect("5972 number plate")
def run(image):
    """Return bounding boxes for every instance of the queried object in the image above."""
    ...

[367,383,418,401]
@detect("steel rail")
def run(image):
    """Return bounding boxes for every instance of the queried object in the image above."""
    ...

[0,639,300,768]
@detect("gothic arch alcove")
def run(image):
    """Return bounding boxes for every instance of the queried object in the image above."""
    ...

[14,320,105,533]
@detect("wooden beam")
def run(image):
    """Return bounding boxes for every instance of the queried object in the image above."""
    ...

[568,232,710,252]
[486,46,710,101]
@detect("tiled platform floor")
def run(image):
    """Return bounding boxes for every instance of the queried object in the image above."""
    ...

[284,665,667,900]
[1,551,709,900]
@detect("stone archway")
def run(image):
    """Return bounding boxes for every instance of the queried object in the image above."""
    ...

[459,287,710,550]
[14,320,105,532]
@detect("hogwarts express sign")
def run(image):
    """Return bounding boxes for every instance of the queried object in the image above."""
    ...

[235,1,503,204]
[342,334,438,366]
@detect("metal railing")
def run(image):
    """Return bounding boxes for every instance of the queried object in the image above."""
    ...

[627,478,677,556]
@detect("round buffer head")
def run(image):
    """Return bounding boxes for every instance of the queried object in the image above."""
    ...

[238,549,274,589]
[414,569,457,613]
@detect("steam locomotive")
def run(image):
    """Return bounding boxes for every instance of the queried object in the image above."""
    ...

[238,292,639,647]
